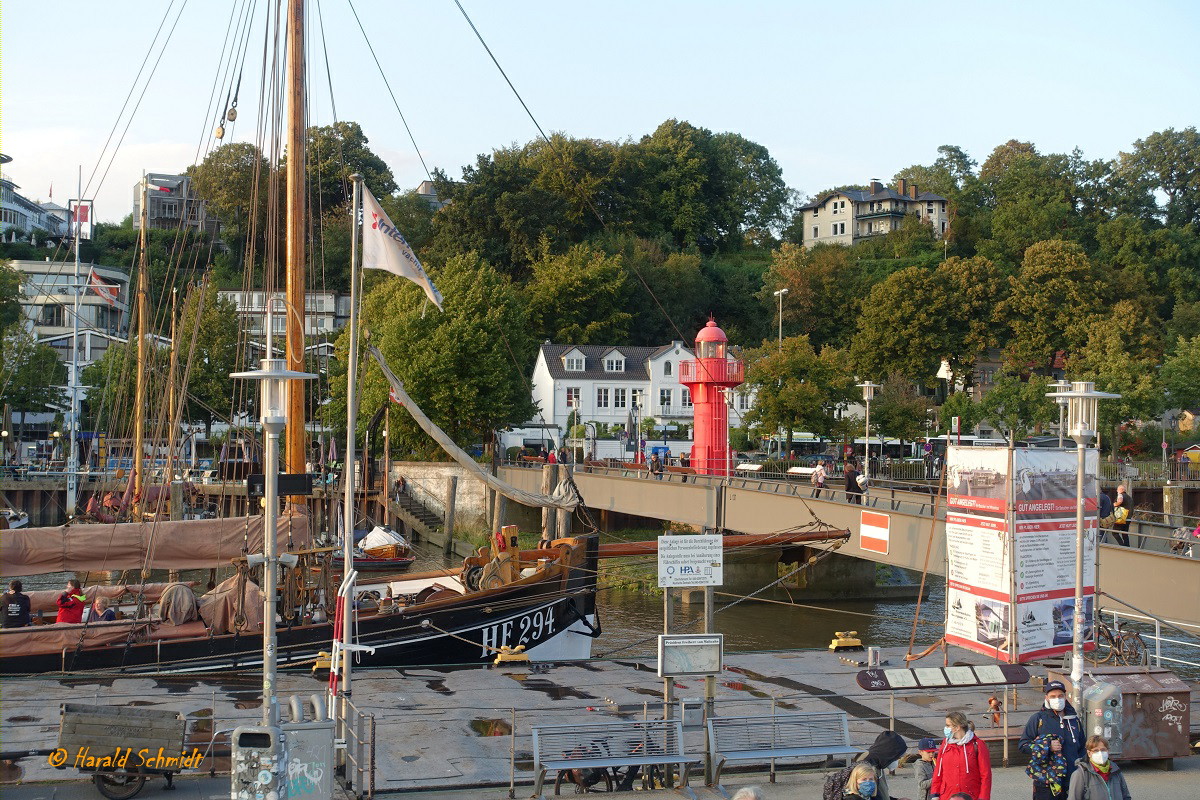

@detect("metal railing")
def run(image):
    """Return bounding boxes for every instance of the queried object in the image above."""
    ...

[339,694,376,799]
[1099,459,1198,483]
[1101,608,1200,671]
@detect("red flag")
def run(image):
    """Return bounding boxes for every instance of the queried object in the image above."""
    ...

[74,203,90,224]
[88,268,119,307]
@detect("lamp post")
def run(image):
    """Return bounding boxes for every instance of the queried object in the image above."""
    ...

[231,358,316,728]
[1046,381,1120,709]
[858,382,880,479]
[1,429,7,469]
[773,288,789,351]
[1052,379,1071,448]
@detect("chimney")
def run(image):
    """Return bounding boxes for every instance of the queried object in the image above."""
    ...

[869,178,883,194]
[897,178,907,196]
[909,183,918,199]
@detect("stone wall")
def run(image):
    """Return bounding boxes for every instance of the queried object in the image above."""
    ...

[389,461,490,532]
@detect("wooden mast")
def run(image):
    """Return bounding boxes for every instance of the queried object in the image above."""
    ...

[284,0,307,487]
[133,177,150,513]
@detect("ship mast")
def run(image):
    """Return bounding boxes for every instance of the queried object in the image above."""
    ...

[133,176,150,513]
[284,0,307,486]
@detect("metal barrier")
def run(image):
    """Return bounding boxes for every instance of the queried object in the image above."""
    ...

[1101,608,1200,671]
[340,694,376,799]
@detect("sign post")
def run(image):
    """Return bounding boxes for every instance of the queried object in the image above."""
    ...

[658,535,724,588]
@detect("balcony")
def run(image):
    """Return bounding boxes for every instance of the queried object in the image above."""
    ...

[679,359,744,386]
[856,207,906,219]
[656,405,694,418]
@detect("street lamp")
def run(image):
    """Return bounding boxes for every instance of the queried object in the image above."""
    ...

[858,381,880,479]
[231,358,316,729]
[773,288,789,350]
[1051,379,1071,448]
[1046,380,1120,710]
[1,430,7,468]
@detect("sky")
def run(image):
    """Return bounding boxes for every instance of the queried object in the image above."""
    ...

[3,0,1198,224]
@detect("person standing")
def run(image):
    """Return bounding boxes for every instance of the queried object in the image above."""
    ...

[811,460,828,498]
[2,580,31,628]
[56,579,86,624]
[845,460,864,505]
[649,453,664,480]
[914,738,939,800]
[1111,485,1131,547]
[931,711,991,800]
[1027,732,1069,800]
[1067,736,1131,800]
[1019,681,1085,785]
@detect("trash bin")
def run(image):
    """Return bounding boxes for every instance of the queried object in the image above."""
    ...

[1050,667,1191,761]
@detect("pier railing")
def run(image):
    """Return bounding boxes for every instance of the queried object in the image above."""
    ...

[1100,607,1200,671]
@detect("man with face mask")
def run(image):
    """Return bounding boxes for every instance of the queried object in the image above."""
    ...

[1019,680,1085,786]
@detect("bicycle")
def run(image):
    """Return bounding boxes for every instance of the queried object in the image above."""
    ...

[1091,615,1147,666]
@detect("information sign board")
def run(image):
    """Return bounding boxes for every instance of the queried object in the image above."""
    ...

[658,534,723,587]
[658,634,723,677]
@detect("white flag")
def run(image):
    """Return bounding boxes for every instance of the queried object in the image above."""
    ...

[361,185,443,311]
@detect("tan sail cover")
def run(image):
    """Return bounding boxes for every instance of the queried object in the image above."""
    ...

[1,514,310,576]
[25,582,194,614]
[0,619,153,658]
[198,574,264,634]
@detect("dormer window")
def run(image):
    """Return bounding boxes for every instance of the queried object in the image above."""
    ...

[605,357,624,373]
[663,361,672,376]
[565,356,584,372]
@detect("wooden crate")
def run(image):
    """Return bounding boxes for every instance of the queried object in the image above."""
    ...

[58,703,186,757]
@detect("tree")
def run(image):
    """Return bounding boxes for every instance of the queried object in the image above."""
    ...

[742,336,857,443]
[868,373,932,445]
[80,340,169,434]
[759,243,868,349]
[0,324,67,415]
[185,141,272,271]
[937,391,985,435]
[1001,240,1111,370]
[977,370,1056,442]
[1161,335,1200,412]
[305,121,397,212]
[0,260,20,330]
[326,252,536,456]
[850,266,946,384]
[525,242,633,344]
[175,281,241,436]
[1116,127,1200,227]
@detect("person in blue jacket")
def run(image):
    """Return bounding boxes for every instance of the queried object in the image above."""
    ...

[1019,680,1085,782]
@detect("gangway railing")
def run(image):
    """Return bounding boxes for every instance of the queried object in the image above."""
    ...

[1099,606,1200,671]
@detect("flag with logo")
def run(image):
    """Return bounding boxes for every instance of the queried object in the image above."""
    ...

[88,268,119,307]
[361,185,443,311]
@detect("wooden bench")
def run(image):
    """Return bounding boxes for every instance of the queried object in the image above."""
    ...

[706,711,859,797]
[532,719,698,800]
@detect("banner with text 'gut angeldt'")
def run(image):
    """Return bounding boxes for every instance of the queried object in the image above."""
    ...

[944,445,1099,663]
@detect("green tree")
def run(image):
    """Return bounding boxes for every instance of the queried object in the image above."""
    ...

[937,391,985,435]
[977,370,1056,442]
[868,373,932,445]
[1115,127,1200,227]
[1001,240,1111,370]
[760,242,868,349]
[175,281,241,436]
[186,141,272,273]
[525,243,633,344]
[742,335,857,443]
[850,265,946,384]
[326,252,536,456]
[0,260,20,329]
[0,324,67,416]
[1161,335,1200,411]
[305,121,397,212]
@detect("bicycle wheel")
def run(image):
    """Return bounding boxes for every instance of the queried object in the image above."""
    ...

[92,770,146,800]
[1091,621,1118,665]
[555,768,613,794]
[1119,632,1147,666]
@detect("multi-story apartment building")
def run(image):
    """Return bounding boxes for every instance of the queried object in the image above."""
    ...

[216,290,351,338]
[799,178,949,246]
[506,341,755,451]
[132,173,220,238]
[13,259,130,370]
[1,155,69,239]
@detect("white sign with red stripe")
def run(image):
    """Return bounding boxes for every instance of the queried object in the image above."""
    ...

[860,510,890,554]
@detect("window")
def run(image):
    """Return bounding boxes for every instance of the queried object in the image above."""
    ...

[605,357,624,372]
[39,304,64,326]
[565,356,584,372]
[659,388,672,410]
[682,388,693,408]
[832,203,839,215]
[566,386,580,408]
[613,388,627,409]
[738,393,751,411]
[927,204,934,215]
[831,222,845,236]
[663,361,672,376]
[812,207,819,217]
[812,226,818,239]
[596,388,609,408]
[941,221,947,234]
[941,201,946,212]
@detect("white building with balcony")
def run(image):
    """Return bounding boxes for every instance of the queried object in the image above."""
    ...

[506,341,754,452]
[1,155,69,239]
[14,259,131,369]
[216,289,351,338]
[798,178,949,246]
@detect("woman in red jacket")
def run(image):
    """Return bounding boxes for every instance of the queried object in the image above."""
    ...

[931,711,991,800]
[56,579,86,624]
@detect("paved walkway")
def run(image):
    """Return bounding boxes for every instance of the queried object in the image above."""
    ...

[3,756,1198,800]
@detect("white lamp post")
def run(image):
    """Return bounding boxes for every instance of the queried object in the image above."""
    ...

[231,358,316,728]
[858,381,880,479]
[1046,380,1119,709]
[1,429,7,468]
[773,288,789,351]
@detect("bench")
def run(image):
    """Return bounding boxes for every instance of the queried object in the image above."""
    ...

[707,711,859,797]
[532,719,699,800]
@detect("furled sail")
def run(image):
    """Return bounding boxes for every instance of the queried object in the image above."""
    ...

[368,346,580,510]
[1,514,310,576]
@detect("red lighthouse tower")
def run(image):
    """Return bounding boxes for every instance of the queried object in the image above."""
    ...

[681,319,744,476]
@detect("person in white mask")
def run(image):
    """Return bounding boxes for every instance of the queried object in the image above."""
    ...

[1067,735,1131,800]
[1019,680,1085,786]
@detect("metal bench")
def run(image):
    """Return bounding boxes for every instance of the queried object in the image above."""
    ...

[532,718,698,800]
[707,711,859,797]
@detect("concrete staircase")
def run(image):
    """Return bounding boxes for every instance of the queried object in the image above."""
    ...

[390,490,443,541]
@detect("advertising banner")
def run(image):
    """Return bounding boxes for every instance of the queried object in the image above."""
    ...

[944,446,1098,663]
